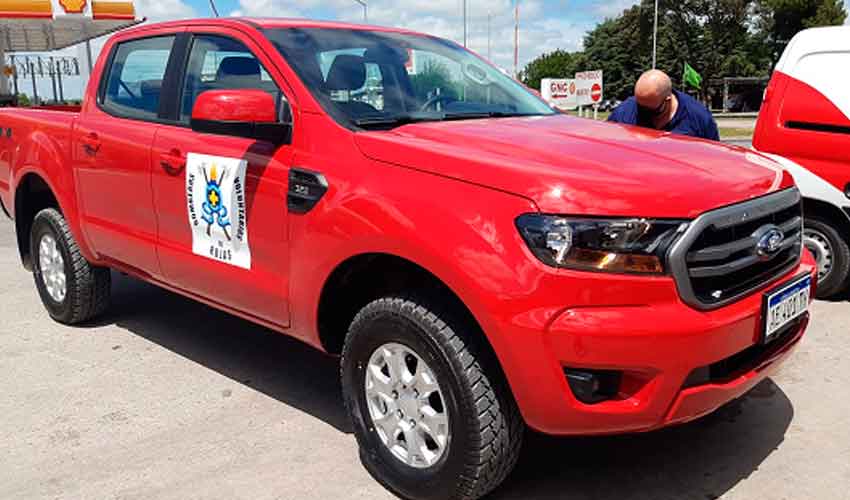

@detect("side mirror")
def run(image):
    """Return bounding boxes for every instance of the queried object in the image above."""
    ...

[190,89,292,144]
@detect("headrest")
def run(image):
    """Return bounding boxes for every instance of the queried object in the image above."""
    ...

[325,55,366,91]
[140,80,162,96]
[217,57,261,80]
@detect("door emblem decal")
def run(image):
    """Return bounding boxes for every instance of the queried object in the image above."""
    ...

[186,153,251,269]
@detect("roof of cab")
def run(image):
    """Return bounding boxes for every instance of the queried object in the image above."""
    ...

[120,17,428,37]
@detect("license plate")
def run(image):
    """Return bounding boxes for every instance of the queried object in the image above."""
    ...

[763,274,811,343]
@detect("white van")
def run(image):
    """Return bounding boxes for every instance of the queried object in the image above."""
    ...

[754,26,850,298]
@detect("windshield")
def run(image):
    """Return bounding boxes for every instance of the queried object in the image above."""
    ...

[265,27,555,129]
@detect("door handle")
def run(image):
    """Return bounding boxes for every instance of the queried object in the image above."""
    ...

[80,132,100,156]
[160,148,185,176]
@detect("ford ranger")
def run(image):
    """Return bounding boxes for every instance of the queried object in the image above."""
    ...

[0,18,817,500]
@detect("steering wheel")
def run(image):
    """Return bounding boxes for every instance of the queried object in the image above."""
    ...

[419,94,458,112]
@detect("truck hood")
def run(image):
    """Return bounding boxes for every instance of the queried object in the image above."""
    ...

[354,114,793,218]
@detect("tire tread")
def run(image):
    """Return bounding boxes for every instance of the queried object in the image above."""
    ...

[343,295,523,500]
[33,208,110,324]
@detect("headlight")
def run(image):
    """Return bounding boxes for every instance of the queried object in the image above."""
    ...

[516,214,689,274]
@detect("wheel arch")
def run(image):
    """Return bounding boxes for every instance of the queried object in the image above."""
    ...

[14,172,62,270]
[803,197,850,243]
[317,252,488,357]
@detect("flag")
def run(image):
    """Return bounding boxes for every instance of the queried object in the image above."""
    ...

[683,62,702,89]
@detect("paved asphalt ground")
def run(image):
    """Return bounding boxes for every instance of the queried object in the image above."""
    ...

[2,218,849,500]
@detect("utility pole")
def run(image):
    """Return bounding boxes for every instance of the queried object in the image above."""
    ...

[513,2,519,78]
[354,0,367,22]
[652,0,658,69]
[463,0,467,47]
[487,11,492,60]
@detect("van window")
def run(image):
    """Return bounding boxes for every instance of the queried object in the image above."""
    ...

[101,36,175,121]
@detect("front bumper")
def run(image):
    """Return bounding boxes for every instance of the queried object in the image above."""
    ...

[495,253,817,436]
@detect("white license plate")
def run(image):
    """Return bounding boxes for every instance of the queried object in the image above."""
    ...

[764,275,811,343]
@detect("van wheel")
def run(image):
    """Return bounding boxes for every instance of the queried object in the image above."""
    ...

[803,217,850,299]
[341,296,523,500]
[30,208,111,324]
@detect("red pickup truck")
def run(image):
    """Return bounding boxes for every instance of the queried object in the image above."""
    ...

[0,18,818,500]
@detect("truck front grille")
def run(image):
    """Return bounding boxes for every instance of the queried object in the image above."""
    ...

[668,188,803,310]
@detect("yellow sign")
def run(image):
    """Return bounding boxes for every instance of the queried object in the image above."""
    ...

[59,0,86,13]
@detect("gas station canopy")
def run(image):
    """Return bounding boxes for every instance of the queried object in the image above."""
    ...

[0,0,142,51]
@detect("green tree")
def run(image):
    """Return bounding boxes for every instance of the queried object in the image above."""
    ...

[519,49,582,91]
[410,60,459,101]
[756,0,848,60]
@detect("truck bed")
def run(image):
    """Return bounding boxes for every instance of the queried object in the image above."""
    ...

[0,106,79,217]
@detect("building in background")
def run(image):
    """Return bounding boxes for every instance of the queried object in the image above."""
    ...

[0,0,141,105]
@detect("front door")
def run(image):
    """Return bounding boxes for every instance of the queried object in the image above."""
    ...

[151,32,293,326]
[75,35,178,276]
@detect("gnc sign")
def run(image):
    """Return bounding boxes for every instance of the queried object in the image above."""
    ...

[541,78,577,110]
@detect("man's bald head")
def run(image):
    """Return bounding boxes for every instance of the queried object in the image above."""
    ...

[634,70,674,114]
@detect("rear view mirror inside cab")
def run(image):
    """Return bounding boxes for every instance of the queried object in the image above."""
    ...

[463,63,490,86]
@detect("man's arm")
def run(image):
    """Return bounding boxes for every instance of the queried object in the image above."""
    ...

[705,115,720,141]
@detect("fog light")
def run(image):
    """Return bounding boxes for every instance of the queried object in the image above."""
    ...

[564,368,622,404]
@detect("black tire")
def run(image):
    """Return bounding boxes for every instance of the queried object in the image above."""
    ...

[30,208,111,324]
[341,296,523,500]
[804,217,850,299]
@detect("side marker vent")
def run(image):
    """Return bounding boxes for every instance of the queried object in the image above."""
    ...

[288,168,328,214]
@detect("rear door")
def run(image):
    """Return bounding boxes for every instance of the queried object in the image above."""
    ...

[75,33,181,276]
[151,28,294,326]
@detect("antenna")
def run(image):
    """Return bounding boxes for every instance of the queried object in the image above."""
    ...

[209,0,220,17]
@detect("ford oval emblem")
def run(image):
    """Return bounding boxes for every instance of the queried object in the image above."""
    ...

[755,225,785,260]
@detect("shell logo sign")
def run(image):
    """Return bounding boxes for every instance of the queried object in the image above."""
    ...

[59,0,86,13]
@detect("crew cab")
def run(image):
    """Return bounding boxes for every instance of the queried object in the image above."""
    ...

[754,26,850,298]
[0,19,817,500]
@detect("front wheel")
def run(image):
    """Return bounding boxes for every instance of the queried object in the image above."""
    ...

[803,217,850,299]
[341,296,523,500]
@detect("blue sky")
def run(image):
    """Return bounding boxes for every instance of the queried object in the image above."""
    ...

[14,0,850,100]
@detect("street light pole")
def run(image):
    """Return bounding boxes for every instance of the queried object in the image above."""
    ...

[463,0,467,47]
[652,0,658,69]
[487,11,492,60]
[513,1,519,78]
[353,0,367,22]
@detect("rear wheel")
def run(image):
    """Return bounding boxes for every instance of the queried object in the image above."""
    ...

[803,217,850,299]
[341,296,523,500]
[30,208,111,324]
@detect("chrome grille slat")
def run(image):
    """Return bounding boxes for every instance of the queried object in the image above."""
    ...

[687,236,757,262]
[689,254,760,278]
[667,188,803,310]
[780,216,802,233]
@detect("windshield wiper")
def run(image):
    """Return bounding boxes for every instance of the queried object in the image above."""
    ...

[353,113,443,129]
[441,111,542,120]
[354,111,543,129]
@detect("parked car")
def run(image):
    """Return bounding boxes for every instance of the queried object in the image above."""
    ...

[0,18,816,500]
[754,25,850,298]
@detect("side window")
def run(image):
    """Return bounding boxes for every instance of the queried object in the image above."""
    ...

[101,36,175,121]
[180,35,282,123]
